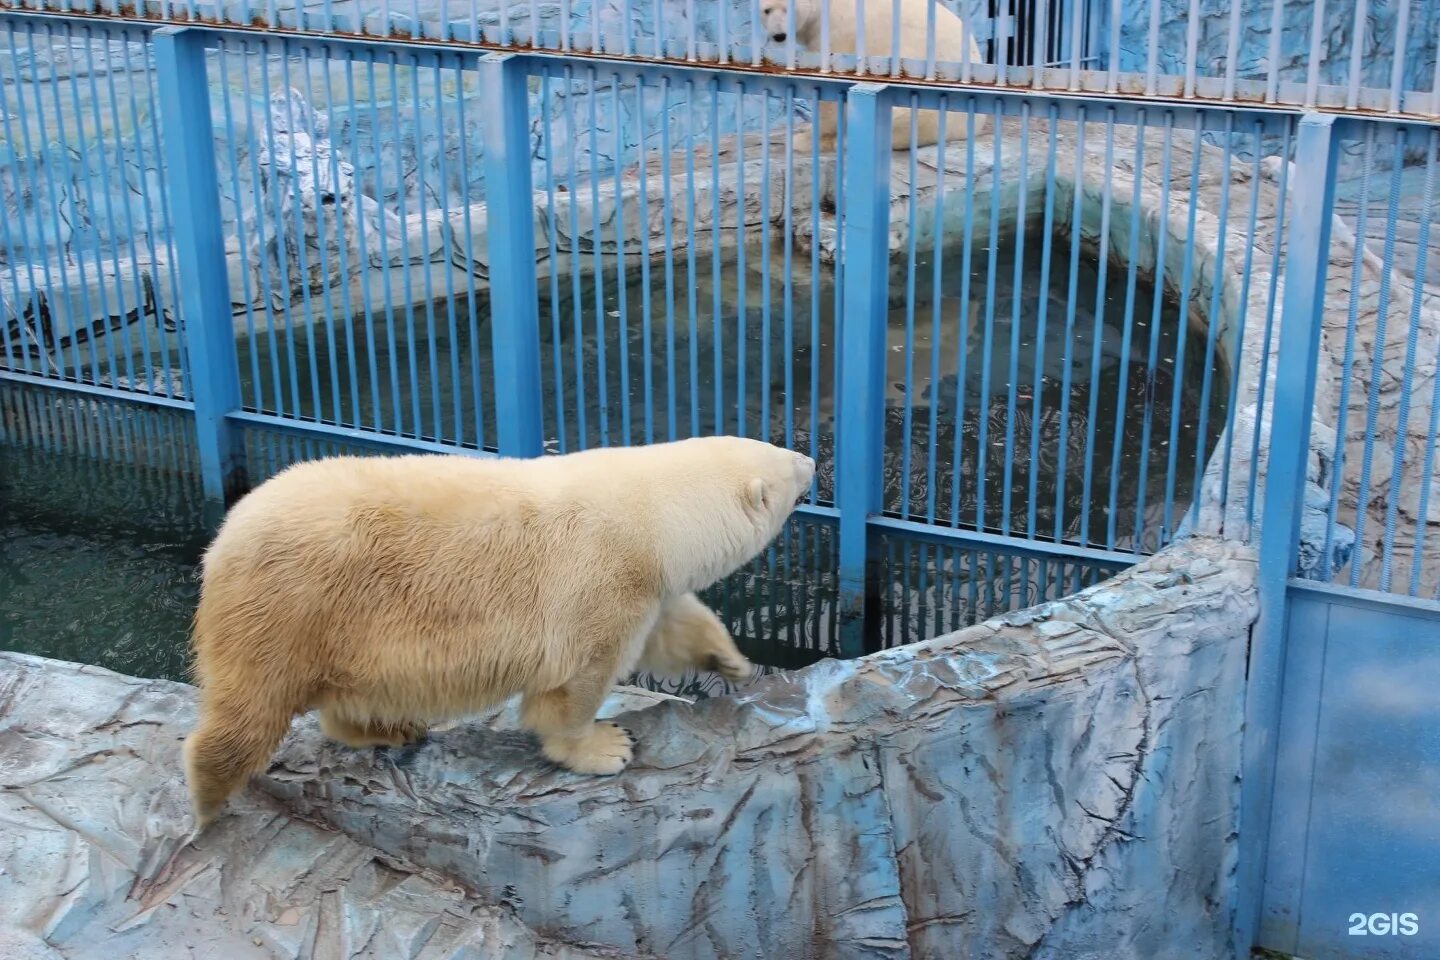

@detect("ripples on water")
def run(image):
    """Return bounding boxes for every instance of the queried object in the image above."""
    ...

[0,446,206,682]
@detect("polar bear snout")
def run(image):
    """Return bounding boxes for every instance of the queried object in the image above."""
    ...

[793,453,816,492]
[771,30,788,41]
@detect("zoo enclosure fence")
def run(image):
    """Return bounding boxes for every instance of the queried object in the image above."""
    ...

[0,4,1438,960]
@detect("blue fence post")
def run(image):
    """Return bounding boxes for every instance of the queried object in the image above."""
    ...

[153,26,245,505]
[480,52,544,459]
[1238,112,1339,954]
[836,83,892,659]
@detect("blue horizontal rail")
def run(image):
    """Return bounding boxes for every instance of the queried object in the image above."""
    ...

[2,0,1438,120]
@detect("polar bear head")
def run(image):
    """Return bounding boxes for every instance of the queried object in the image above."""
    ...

[642,436,816,594]
[758,0,820,45]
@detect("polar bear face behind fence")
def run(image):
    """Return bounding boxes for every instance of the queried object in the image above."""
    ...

[644,436,816,594]
[760,0,795,43]
[759,0,821,45]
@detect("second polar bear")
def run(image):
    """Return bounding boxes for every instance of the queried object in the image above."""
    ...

[761,0,989,151]
[183,436,814,828]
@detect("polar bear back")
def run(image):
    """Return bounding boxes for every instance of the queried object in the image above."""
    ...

[793,0,983,68]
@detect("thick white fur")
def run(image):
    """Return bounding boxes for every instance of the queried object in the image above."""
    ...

[183,436,814,827]
[761,0,989,151]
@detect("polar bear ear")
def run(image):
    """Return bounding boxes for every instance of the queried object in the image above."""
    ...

[745,477,769,513]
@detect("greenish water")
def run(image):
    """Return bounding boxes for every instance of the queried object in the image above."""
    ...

[0,446,206,682]
[0,438,832,690]
[233,224,1225,550]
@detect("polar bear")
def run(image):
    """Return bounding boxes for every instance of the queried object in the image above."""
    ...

[183,436,814,828]
[761,0,989,152]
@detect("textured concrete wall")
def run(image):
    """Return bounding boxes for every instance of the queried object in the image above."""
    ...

[1109,0,1436,103]
[0,536,1257,958]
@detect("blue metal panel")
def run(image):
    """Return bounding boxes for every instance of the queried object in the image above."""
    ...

[1239,111,1340,953]
[479,52,544,459]
[152,26,245,502]
[835,82,892,659]
[1261,583,1334,952]
[1262,582,1440,960]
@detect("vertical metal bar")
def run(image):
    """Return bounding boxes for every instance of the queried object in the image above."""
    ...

[1105,0,1121,93]
[1242,112,1338,957]
[216,43,264,414]
[637,78,655,446]
[924,0,937,79]
[1027,106,1060,540]
[948,101,978,527]
[977,105,1003,532]
[1144,0,1160,95]
[1161,114,1204,543]
[1344,0,1369,110]
[564,64,587,447]
[900,97,919,515]
[1349,127,1407,587]
[1001,102,1031,537]
[807,85,822,494]
[1265,0,1283,103]
[735,84,748,438]
[684,78,700,437]
[661,75,677,441]
[480,53,544,458]
[404,57,442,437]
[319,58,362,431]
[709,80,724,434]
[1222,0,1242,100]
[1321,127,1375,576]
[1182,0,1199,98]
[430,59,462,445]
[924,98,949,524]
[240,40,290,420]
[542,69,565,451]
[586,68,608,445]
[256,55,305,422]
[1190,113,1235,532]
[836,82,891,659]
[275,56,324,424]
[612,79,632,444]
[1379,137,1435,591]
[379,55,420,435]
[153,27,244,503]
[1304,0,1326,107]
[781,87,795,454]
[1247,122,1294,532]
[1387,0,1411,113]
[344,55,385,434]
[1408,131,1440,596]
[1082,107,1117,546]
[298,51,344,428]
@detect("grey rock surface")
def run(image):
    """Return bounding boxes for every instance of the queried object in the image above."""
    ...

[0,536,1257,959]
[0,664,662,959]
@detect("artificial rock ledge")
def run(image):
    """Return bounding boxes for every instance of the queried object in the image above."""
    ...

[0,537,1257,960]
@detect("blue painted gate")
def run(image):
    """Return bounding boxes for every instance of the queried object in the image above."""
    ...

[1264,585,1440,959]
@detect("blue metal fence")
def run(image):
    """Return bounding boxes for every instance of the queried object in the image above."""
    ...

[2,0,1434,117]
[1,7,1439,958]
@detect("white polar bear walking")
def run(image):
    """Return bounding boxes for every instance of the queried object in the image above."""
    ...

[761,0,990,151]
[183,436,815,828]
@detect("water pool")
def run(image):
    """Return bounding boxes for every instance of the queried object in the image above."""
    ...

[1,223,1227,684]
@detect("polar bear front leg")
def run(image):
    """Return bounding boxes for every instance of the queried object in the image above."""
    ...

[639,592,753,682]
[521,667,635,775]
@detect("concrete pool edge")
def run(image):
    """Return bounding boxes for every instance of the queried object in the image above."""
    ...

[0,534,1256,959]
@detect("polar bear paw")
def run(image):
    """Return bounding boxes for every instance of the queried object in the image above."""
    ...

[543,721,635,775]
[707,648,754,683]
